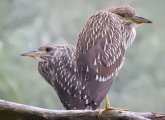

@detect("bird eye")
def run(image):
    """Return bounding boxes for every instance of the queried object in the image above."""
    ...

[45,47,52,52]
[119,13,125,17]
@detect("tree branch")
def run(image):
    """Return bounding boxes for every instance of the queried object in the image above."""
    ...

[0,99,164,120]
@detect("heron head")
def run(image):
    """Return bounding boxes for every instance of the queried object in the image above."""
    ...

[21,43,56,61]
[110,5,152,26]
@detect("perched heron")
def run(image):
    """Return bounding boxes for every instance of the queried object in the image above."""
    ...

[21,44,86,110]
[21,5,152,110]
[76,5,152,110]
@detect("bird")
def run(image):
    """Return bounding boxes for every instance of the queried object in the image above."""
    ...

[21,44,86,110]
[21,5,152,110]
[76,5,152,110]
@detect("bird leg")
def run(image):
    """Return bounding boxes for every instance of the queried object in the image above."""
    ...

[98,95,128,115]
[105,94,111,110]
[104,95,125,111]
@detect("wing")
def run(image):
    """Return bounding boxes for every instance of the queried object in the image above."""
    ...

[76,11,126,109]
[38,45,86,110]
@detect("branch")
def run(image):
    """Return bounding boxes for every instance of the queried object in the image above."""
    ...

[0,99,164,120]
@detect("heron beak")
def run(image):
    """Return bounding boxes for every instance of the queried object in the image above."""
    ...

[21,50,46,61]
[131,16,152,24]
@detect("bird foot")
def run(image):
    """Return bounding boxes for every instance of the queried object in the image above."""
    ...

[105,107,128,111]
[98,107,128,116]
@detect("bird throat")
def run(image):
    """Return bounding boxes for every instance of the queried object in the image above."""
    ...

[33,56,45,62]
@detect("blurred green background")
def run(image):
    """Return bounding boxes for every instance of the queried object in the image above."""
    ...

[0,0,164,112]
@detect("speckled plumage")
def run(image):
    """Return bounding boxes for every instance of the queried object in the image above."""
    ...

[39,6,137,110]
[23,5,151,110]
[38,44,86,110]
[76,6,136,109]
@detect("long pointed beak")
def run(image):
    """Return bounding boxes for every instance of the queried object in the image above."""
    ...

[21,50,46,58]
[131,16,152,24]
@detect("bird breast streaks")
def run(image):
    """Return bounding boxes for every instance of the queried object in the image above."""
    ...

[21,5,152,110]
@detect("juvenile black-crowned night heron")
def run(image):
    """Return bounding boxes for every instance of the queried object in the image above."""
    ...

[76,5,152,110]
[21,5,152,110]
[21,44,86,110]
